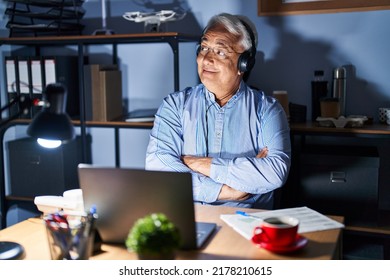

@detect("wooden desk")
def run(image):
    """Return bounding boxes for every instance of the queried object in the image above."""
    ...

[0,204,343,260]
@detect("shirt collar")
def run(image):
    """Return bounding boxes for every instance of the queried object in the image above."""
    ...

[204,81,246,108]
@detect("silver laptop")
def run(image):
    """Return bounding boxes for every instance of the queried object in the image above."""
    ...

[78,164,216,250]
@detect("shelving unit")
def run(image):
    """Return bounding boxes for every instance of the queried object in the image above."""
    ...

[4,0,85,37]
[0,32,199,159]
[0,32,199,228]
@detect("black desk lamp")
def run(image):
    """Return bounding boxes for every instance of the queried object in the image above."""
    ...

[27,83,75,148]
[0,83,75,259]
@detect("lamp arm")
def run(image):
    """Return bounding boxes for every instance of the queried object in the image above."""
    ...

[0,95,33,128]
[0,111,23,129]
[0,96,20,114]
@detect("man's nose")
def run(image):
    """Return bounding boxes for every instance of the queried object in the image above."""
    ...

[203,50,216,61]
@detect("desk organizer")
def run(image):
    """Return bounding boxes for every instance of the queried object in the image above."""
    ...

[316,115,368,128]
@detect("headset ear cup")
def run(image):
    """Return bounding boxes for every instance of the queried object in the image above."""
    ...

[238,51,254,73]
[238,18,256,74]
[246,53,255,72]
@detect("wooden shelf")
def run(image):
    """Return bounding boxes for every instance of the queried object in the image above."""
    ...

[85,120,154,128]
[0,32,200,46]
[290,121,390,137]
[9,118,154,128]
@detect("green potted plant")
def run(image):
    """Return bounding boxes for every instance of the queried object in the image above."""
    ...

[125,213,181,259]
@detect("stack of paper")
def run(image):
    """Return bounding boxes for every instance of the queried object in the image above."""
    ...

[125,108,157,122]
[220,206,344,240]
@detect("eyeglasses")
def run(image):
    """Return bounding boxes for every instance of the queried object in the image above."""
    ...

[197,44,240,60]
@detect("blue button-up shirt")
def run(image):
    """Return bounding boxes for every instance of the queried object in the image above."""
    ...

[145,82,291,208]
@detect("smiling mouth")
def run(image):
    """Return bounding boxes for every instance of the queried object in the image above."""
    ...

[203,68,217,74]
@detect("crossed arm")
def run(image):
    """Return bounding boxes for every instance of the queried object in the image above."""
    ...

[146,90,291,204]
[182,147,268,201]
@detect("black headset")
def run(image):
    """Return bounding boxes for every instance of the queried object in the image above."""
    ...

[237,19,257,73]
[197,18,257,73]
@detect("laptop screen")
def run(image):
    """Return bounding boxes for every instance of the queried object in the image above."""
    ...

[78,164,201,250]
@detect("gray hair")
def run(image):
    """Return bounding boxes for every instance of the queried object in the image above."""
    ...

[202,13,257,52]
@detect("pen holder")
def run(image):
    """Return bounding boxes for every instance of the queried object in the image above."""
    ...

[44,212,96,260]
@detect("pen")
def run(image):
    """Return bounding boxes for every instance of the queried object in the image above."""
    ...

[236,211,263,221]
[84,205,98,238]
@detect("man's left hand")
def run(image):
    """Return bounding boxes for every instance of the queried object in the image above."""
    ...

[182,156,212,177]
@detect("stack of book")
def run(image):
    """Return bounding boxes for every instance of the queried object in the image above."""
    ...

[83,64,123,122]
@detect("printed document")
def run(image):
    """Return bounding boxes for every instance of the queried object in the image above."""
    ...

[220,206,344,240]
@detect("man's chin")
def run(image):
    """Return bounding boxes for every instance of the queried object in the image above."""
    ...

[201,80,219,92]
[200,74,218,85]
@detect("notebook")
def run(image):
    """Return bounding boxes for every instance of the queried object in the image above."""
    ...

[124,108,157,122]
[77,164,216,250]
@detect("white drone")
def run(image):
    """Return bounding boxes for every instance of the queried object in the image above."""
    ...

[123,10,186,25]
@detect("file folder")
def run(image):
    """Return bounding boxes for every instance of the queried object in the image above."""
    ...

[17,58,29,94]
[44,58,56,86]
[30,58,43,94]
[5,57,17,93]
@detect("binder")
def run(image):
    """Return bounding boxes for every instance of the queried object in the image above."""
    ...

[30,58,43,94]
[5,56,32,118]
[29,57,44,116]
[84,64,123,122]
[5,57,19,117]
[5,57,17,93]
[3,55,81,118]
[19,57,35,118]
[43,58,56,86]
[17,58,29,94]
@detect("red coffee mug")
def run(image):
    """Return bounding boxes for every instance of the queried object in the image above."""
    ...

[253,216,299,247]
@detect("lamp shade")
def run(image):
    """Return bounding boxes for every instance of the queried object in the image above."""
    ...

[27,83,75,144]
